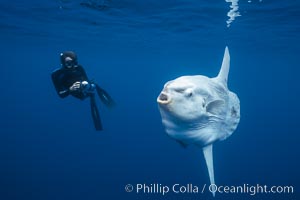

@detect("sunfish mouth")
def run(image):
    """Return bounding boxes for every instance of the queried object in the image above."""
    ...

[157,92,171,104]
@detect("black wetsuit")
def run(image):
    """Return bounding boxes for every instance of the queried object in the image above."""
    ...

[51,65,103,130]
[52,65,89,100]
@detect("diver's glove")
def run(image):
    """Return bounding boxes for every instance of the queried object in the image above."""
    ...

[69,81,94,92]
[69,81,82,92]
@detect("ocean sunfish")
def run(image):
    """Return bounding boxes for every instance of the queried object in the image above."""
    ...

[157,47,240,197]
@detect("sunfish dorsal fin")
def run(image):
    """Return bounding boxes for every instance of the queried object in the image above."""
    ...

[203,144,215,197]
[216,46,230,87]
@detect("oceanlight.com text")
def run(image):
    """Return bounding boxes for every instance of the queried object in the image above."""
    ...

[124,183,294,196]
[208,184,293,195]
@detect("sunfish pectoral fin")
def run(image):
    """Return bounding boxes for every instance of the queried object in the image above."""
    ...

[206,99,225,116]
[203,144,215,197]
[216,46,230,87]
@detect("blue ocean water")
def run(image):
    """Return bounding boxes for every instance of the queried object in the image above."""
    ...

[0,0,299,199]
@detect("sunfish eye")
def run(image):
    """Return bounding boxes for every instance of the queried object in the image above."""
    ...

[187,92,193,97]
[185,88,193,97]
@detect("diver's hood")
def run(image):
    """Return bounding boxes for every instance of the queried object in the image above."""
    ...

[60,51,78,68]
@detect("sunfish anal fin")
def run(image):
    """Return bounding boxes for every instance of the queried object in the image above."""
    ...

[203,144,215,197]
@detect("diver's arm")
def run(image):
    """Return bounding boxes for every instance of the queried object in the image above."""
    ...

[56,85,70,98]
[51,69,70,98]
[58,89,70,97]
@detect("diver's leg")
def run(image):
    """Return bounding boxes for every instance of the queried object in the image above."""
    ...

[90,95,103,131]
[95,84,116,108]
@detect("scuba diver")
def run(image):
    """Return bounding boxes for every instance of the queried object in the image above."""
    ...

[51,51,115,131]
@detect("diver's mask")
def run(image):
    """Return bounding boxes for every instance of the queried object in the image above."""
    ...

[64,57,77,69]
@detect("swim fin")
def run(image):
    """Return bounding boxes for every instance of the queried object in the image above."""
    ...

[90,94,103,131]
[95,84,116,108]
